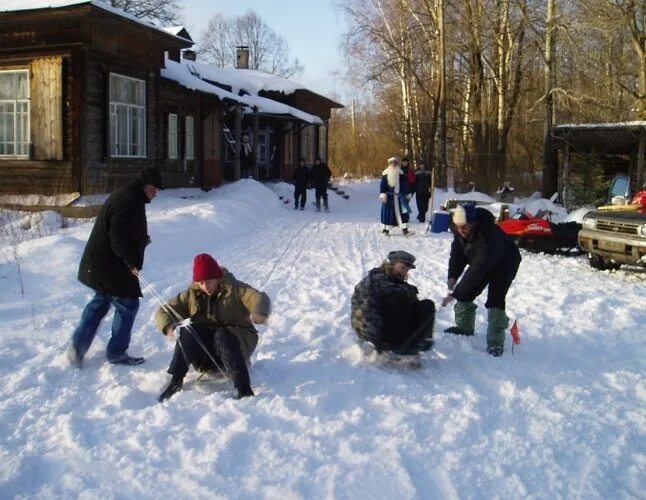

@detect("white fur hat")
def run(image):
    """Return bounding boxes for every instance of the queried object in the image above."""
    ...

[387,156,399,165]
[453,205,467,225]
[453,204,477,225]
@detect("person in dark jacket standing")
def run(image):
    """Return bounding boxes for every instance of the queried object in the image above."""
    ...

[351,250,435,355]
[310,157,331,212]
[292,157,310,210]
[67,167,163,367]
[414,160,432,223]
[401,157,416,196]
[155,253,271,402]
[441,204,521,357]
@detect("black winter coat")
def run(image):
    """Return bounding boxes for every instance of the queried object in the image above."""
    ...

[448,207,521,303]
[310,162,331,190]
[351,264,419,344]
[78,181,150,298]
[293,165,310,191]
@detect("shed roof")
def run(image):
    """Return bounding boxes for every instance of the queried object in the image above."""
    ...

[553,121,646,155]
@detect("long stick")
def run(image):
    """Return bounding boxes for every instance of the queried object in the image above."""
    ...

[137,273,233,384]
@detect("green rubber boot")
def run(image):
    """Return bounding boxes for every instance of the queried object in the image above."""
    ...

[444,301,476,336]
[486,308,509,356]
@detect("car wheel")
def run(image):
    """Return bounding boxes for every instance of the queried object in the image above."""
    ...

[588,253,621,271]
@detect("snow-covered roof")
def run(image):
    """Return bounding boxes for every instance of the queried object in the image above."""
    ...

[241,94,323,125]
[162,58,324,124]
[160,59,242,104]
[1,1,190,44]
[555,121,646,129]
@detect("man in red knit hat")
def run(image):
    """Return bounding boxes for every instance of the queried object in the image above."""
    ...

[155,253,271,401]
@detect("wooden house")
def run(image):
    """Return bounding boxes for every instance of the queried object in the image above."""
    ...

[0,1,343,197]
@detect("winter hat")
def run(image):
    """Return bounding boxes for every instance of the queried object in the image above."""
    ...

[387,156,399,165]
[453,204,477,225]
[193,253,224,282]
[136,167,164,190]
[387,250,416,269]
[402,157,410,164]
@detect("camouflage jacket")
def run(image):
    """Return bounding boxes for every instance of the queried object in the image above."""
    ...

[350,263,419,345]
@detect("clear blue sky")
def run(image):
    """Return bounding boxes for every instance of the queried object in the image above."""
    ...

[180,0,350,100]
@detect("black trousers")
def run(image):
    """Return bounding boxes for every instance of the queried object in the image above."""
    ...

[167,324,250,389]
[380,296,435,350]
[294,188,307,208]
[462,260,520,309]
[416,195,430,222]
[315,188,328,208]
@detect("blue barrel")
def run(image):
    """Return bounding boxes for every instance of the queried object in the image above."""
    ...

[430,211,450,233]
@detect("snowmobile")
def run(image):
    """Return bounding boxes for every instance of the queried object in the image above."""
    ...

[498,209,582,255]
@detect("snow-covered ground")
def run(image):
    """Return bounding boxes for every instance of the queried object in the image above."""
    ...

[0,179,644,499]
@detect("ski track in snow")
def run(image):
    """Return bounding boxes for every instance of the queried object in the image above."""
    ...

[0,179,644,499]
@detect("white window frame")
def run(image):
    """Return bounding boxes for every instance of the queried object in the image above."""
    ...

[0,69,30,158]
[168,113,178,159]
[185,115,194,160]
[109,73,146,158]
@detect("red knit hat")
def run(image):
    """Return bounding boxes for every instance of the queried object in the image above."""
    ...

[193,254,224,282]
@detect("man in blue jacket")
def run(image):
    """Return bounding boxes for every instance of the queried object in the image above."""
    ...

[441,204,521,356]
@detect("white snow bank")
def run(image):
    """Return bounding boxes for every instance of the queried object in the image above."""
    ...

[0,179,643,499]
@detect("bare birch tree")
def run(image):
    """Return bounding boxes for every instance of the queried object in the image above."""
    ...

[198,10,303,78]
[103,0,182,26]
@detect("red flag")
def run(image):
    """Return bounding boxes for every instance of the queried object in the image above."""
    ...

[510,320,521,345]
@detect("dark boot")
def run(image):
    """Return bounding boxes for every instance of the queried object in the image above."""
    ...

[444,301,477,335]
[159,375,183,402]
[236,385,255,399]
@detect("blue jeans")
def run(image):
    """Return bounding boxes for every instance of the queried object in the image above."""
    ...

[71,291,140,360]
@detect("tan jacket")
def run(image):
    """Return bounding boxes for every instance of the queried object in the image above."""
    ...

[155,270,271,360]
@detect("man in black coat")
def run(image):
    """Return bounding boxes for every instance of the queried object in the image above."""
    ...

[67,167,163,367]
[310,157,331,212]
[292,157,309,210]
[351,250,435,355]
[441,204,521,357]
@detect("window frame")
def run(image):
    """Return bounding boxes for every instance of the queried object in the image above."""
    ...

[185,115,194,160]
[0,69,30,158]
[109,73,146,158]
[168,113,178,160]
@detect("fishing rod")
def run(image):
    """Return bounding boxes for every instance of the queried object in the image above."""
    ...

[136,272,233,384]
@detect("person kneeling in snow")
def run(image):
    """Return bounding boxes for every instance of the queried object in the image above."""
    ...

[351,251,435,355]
[441,204,521,357]
[156,253,271,402]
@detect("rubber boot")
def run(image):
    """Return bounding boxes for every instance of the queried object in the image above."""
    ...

[486,308,509,356]
[444,301,476,335]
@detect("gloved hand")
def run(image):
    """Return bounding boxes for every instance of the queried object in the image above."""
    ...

[379,193,387,203]
[447,277,457,291]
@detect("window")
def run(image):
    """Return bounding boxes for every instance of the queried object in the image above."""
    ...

[0,70,30,157]
[168,113,178,159]
[185,116,194,159]
[257,131,268,163]
[109,73,146,157]
[300,124,316,162]
[318,124,327,162]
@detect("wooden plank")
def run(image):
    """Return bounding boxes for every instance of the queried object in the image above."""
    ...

[30,57,63,160]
